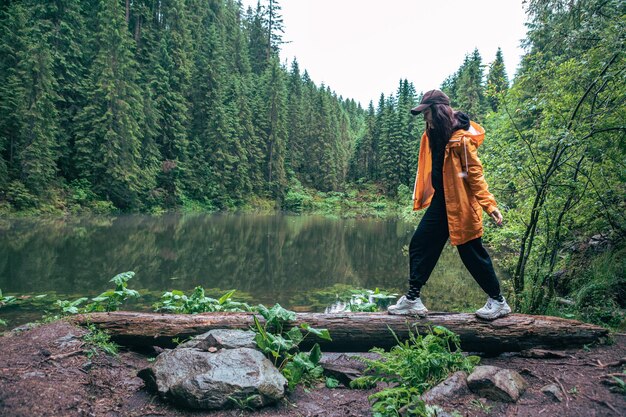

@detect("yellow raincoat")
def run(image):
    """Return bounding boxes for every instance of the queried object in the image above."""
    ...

[412,121,498,246]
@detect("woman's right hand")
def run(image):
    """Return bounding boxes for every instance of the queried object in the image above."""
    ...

[490,208,503,226]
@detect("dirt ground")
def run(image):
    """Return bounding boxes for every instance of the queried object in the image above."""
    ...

[0,320,624,417]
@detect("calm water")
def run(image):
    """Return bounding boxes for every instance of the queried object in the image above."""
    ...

[0,213,504,323]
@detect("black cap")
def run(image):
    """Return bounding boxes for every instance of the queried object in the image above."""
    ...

[410,90,450,115]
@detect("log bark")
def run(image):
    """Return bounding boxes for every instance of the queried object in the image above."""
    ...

[71,311,608,354]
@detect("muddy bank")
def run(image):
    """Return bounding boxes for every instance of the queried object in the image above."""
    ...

[0,320,624,416]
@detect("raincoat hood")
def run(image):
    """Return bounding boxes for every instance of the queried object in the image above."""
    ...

[450,121,485,147]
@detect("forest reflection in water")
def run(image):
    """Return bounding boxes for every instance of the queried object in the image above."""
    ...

[0,213,504,313]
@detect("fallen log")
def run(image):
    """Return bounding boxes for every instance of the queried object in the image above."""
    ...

[71,311,608,354]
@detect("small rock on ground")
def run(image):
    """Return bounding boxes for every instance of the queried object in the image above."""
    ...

[467,365,527,403]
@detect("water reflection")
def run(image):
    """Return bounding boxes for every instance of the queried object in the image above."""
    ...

[0,213,501,314]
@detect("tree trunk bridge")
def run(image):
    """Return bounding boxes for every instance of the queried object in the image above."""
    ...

[73,311,608,354]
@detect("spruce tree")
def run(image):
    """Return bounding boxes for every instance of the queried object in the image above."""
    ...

[260,56,288,197]
[454,49,486,120]
[286,59,305,177]
[40,0,88,181]
[245,2,270,75]
[0,2,59,196]
[0,2,29,190]
[485,47,509,112]
[152,0,193,206]
[74,0,145,209]
[14,19,60,196]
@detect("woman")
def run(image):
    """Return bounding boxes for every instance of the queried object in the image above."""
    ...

[387,90,511,320]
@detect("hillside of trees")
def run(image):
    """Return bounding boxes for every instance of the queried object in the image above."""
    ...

[0,0,367,212]
[0,0,624,320]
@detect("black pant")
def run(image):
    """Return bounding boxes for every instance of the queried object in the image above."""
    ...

[408,190,501,298]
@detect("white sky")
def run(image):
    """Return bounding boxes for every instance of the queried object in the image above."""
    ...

[241,0,529,106]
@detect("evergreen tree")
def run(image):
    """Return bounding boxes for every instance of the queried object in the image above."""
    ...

[151,0,193,206]
[286,58,305,177]
[0,2,59,196]
[348,101,376,182]
[260,57,288,197]
[74,0,145,209]
[378,95,402,195]
[396,79,418,187]
[40,0,88,181]
[485,47,509,112]
[245,2,270,75]
[0,2,30,190]
[266,0,285,58]
[455,49,486,120]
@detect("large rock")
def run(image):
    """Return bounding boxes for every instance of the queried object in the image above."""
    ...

[421,371,469,403]
[139,347,287,410]
[178,329,257,350]
[467,365,527,403]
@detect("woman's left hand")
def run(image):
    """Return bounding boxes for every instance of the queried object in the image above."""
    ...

[490,208,503,226]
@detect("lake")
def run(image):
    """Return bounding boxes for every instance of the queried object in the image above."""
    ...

[0,213,505,325]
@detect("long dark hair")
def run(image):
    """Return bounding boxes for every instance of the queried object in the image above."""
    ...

[426,103,456,152]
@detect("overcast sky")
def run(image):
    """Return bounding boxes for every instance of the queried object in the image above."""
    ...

[241,0,529,106]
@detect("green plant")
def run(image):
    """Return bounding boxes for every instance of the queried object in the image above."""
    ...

[470,398,493,413]
[153,287,251,313]
[252,303,331,391]
[350,326,479,417]
[227,394,261,411]
[325,376,340,388]
[55,297,88,315]
[342,288,397,312]
[0,289,17,307]
[82,324,119,358]
[610,372,626,395]
[6,180,39,209]
[85,271,140,312]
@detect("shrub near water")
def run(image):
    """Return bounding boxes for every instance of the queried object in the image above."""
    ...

[351,326,479,417]
[153,287,252,313]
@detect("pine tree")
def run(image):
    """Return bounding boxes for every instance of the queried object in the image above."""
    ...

[260,56,288,197]
[74,0,145,209]
[286,58,305,177]
[245,2,270,75]
[485,47,509,112]
[151,0,193,206]
[0,2,30,190]
[379,95,402,195]
[396,79,418,187]
[348,101,376,182]
[41,0,88,181]
[455,49,486,120]
[0,2,59,196]
[266,0,285,58]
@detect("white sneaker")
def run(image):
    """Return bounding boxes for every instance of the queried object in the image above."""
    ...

[387,295,428,317]
[475,297,512,320]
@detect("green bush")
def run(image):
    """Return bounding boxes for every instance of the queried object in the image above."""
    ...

[68,179,97,205]
[351,326,479,417]
[6,180,38,210]
[153,287,252,313]
[282,189,313,213]
[572,247,626,328]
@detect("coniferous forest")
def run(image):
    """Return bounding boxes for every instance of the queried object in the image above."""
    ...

[0,0,625,317]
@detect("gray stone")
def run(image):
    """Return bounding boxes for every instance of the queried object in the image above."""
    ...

[139,347,286,410]
[178,329,257,351]
[467,365,527,403]
[421,371,469,403]
[55,333,82,350]
[22,371,46,379]
[541,383,564,402]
